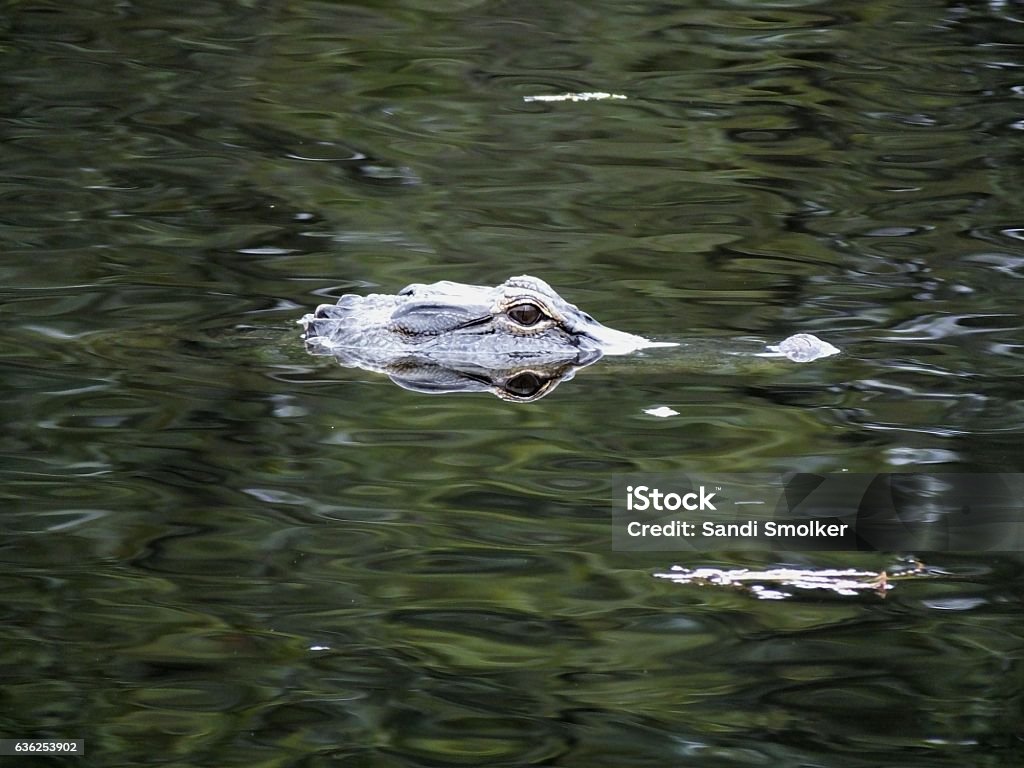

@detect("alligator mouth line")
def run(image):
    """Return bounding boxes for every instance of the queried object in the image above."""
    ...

[449,315,499,332]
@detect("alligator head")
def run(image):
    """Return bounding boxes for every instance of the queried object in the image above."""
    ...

[297,275,837,401]
[300,275,672,369]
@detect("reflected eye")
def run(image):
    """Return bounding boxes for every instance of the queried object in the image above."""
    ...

[507,302,546,327]
[505,372,544,398]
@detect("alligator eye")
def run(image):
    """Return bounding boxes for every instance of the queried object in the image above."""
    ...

[507,302,546,327]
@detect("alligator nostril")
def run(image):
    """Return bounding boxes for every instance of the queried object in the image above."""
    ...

[313,303,350,319]
[312,294,361,319]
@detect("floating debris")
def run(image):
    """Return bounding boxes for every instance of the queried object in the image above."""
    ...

[523,92,628,103]
[760,333,840,363]
[653,560,930,600]
[644,406,679,418]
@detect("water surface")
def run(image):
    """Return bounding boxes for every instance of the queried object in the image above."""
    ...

[2,1,1024,765]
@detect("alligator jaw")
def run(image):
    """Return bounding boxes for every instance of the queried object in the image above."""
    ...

[389,300,491,337]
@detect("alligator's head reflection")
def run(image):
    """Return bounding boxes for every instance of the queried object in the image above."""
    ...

[308,349,593,402]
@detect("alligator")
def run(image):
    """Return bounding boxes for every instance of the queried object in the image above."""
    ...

[299,275,839,401]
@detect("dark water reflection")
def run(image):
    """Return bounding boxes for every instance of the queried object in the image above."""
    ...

[3,0,1024,765]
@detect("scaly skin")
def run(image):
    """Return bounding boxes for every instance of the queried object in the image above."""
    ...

[299,275,672,368]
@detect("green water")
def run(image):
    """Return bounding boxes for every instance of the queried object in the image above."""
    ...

[3,1,1024,765]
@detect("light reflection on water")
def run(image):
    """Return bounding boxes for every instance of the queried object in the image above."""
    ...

[2,0,1024,765]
